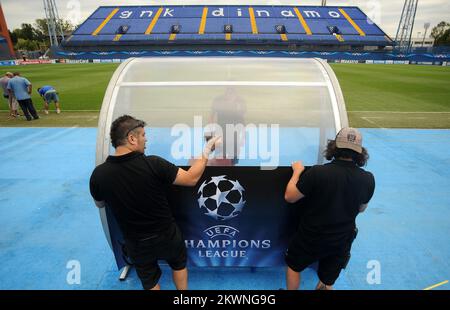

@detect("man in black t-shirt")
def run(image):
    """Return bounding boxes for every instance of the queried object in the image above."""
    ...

[90,115,220,290]
[284,127,375,290]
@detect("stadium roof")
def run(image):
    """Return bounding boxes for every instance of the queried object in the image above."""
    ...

[63,5,393,48]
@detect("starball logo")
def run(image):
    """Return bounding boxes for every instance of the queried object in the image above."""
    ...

[184,175,271,259]
[197,175,246,222]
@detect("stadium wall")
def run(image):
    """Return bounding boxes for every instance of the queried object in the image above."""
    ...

[1,50,449,66]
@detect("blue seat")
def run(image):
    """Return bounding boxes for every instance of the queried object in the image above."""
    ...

[229,34,253,41]
[168,6,204,18]
[225,18,253,33]
[327,19,359,35]
[193,34,228,40]
[256,18,306,34]
[252,34,285,41]
[305,20,331,35]
[204,18,228,33]
[98,19,149,34]
[151,18,201,33]
[356,20,386,36]
[282,19,308,34]
[76,20,106,35]
[344,35,388,45]
[285,34,336,44]
[69,35,116,42]
[90,7,119,19]
[203,18,257,34]
[340,7,367,20]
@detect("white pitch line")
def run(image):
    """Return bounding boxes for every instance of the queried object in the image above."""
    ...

[361,116,385,129]
[350,111,450,114]
[424,280,449,290]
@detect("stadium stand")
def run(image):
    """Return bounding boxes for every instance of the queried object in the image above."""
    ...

[0,4,15,60]
[61,5,393,51]
[0,36,12,60]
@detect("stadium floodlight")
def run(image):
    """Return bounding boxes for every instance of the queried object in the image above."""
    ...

[327,26,341,35]
[171,25,181,33]
[275,25,286,34]
[43,0,65,46]
[395,0,419,53]
[117,25,129,34]
[224,24,233,33]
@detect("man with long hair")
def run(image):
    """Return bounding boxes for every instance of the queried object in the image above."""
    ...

[284,127,375,290]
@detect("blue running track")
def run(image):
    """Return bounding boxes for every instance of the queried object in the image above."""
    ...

[0,128,449,290]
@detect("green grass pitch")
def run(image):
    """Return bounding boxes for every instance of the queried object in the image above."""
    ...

[0,62,449,128]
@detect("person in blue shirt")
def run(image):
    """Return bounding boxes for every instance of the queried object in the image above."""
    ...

[7,72,39,121]
[37,85,61,114]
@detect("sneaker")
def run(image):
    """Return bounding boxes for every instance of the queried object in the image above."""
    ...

[56,109,61,114]
[44,110,49,115]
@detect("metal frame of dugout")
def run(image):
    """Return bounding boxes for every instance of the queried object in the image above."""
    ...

[94,57,349,281]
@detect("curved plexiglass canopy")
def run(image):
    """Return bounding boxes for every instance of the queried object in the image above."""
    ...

[95,57,349,251]
[96,57,348,167]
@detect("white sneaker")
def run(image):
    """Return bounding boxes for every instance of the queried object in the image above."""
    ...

[56,109,61,114]
[44,110,49,115]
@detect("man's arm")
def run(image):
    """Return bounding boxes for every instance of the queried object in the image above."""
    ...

[284,161,305,203]
[27,84,32,95]
[173,136,221,187]
[173,157,208,187]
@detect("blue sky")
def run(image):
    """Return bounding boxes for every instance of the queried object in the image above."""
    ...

[2,0,450,38]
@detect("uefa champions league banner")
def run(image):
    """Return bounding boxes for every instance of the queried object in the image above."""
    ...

[170,166,299,267]
[106,166,301,270]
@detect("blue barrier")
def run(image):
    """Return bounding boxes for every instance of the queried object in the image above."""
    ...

[55,49,450,63]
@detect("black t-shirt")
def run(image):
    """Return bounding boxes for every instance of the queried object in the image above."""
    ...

[296,160,375,249]
[89,152,179,240]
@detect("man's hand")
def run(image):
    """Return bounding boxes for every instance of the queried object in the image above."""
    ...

[291,161,305,176]
[285,160,306,203]
[359,204,368,213]
[174,136,222,187]
[94,200,106,208]
[203,136,222,158]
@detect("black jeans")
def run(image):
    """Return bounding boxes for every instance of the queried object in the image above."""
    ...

[17,98,38,120]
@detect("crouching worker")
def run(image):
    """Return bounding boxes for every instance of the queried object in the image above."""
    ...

[89,115,220,290]
[284,127,375,290]
[37,85,61,114]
